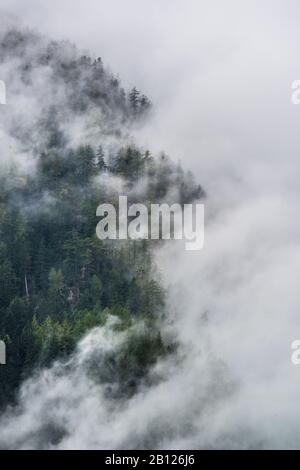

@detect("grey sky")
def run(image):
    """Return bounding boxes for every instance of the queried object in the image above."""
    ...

[1,0,300,182]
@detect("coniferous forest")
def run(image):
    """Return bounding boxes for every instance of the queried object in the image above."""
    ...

[0,26,204,420]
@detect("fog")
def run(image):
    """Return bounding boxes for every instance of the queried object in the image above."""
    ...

[1,0,300,449]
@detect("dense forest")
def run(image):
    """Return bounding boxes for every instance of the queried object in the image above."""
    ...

[0,26,204,418]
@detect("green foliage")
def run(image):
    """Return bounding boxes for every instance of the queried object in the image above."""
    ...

[0,27,205,409]
[0,137,205,406]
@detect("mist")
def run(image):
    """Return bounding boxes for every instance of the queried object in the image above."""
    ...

[1,0,300,449]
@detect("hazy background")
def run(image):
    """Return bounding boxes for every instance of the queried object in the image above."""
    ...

[1,0,300,449]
